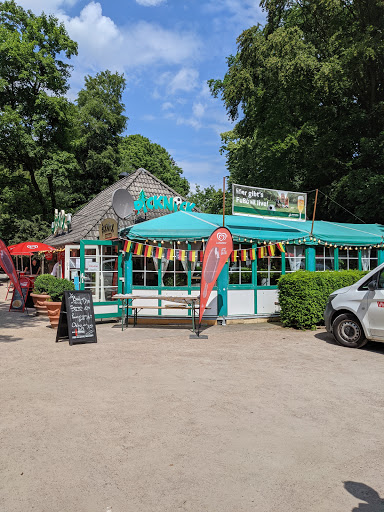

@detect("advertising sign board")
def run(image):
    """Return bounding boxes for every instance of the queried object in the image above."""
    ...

[232,184,307,221]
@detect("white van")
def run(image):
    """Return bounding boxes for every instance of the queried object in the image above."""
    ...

[325,263,384,348]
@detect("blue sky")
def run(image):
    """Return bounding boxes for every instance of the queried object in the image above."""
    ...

[18,0,266,190]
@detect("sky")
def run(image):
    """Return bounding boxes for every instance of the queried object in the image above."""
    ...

[17,0,266,190]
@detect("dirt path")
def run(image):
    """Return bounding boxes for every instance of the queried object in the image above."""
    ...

[0,280,383,512]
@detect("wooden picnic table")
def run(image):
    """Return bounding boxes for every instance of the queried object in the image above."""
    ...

[113,294,200,332]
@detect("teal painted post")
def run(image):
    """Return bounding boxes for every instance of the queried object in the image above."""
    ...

[378,249,384,265]
[306,246,316,272]
[117,243,123,294]
[358,249,362,271]
[124,250,132,294]
[334,247,339,271]
[281,251,286,274]
[217,261,229,317]
[252,243,257,314]
[187,243,192,317]
[157,244,162,316]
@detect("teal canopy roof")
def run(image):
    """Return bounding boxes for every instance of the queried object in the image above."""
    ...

[120,211,384,246]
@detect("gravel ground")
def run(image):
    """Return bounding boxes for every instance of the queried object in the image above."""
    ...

[0,279,384,512]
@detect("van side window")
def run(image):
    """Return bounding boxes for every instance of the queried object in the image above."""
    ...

[378,269,384,289]
[359,272,379,290]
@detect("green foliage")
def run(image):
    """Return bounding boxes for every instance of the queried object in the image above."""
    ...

[46,277,75,302]
[0,1,78,221]
[278,270,368,330]
[119,134,189,196]
[33,274,58,295]
[33,274,74,301]
[209,1,384,223]
[188,185,232,215]
[0,3,191,243]
[74,70,128,202]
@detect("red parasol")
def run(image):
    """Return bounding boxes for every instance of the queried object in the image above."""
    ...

[8,241,56,255]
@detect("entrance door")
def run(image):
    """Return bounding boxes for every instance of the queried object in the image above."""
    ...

[65,245,80,281]
[80,240,122,305]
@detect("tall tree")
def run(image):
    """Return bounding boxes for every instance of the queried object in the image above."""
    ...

[209,0,384,223]
[188,185,231,215]
[119,134,190,196]
[74,70,128,203]
[0,0,78,222]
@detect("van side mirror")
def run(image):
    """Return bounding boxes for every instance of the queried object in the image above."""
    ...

[368,281,377,291]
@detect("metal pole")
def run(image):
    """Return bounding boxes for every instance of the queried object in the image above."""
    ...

[311,189,319,235]
[223,176,226,227]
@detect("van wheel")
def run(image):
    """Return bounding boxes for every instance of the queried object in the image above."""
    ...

[332,314,368,349]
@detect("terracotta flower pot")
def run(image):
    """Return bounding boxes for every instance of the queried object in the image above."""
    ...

[30,293,51,315]
[46,301,62,329]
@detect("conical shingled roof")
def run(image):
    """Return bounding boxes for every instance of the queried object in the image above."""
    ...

[44,168,195,246]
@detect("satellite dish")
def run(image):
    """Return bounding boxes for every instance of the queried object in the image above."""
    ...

[112,189,135,219]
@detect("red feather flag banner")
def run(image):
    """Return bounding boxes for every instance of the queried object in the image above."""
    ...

[0,239,22,297]
[199,227,233,325]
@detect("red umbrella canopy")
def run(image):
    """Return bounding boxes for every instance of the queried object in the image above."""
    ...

[8,241,56,255]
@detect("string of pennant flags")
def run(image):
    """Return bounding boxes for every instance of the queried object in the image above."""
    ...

[123,240,286,261]
[123,235,384,262]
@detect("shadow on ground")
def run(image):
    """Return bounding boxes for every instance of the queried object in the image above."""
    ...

[344,481,384,511]
[315,331,384,354]
[0,302,46,330]
[0,333,23,342]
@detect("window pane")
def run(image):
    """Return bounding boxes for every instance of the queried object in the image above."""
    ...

[132,272,144,285]
[145,272,158,286]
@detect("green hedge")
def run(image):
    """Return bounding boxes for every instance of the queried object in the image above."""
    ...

[47,278,74,302]
[33,274,58,295]
[33,274,74,301]
[278,270,368,330]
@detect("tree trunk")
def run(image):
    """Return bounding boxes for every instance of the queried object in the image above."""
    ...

[47,174,56,217]
[28,168,48,220]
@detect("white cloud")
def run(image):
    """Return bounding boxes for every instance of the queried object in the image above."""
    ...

[192,102,205,118]
[55,2,199,74]
[159,67,199,95]
[136,0,166,5]
[15,0,77,14]
[205,0,264,29]
[176,116,202,130]
[162,102,174,110]
[141,114,156,121]
[176,156,226,188]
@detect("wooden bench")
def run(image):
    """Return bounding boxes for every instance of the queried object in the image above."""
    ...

[121,303,194,326]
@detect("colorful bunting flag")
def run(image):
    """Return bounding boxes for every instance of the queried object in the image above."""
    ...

[125,240,288,262]
[258,246,266,258]
[177,250,186,261]
[154,246,163,259]
[144,245,152,257]
[166,248,174,260]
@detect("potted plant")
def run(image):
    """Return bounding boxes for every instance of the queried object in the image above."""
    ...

[45,278,75,328]
[30,274,58,315]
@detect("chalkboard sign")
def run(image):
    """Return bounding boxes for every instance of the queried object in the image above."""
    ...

[56,290,97,345]
[9,277,30,312]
